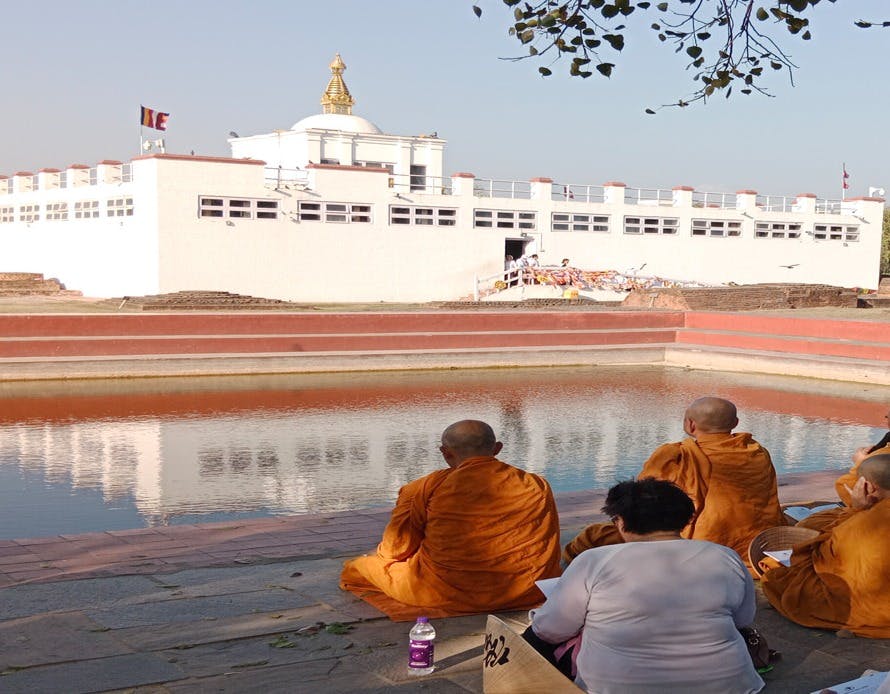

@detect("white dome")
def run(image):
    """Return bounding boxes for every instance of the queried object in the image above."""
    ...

[291,113,382,134]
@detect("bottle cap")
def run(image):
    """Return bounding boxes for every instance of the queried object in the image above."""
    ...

[417,616,428,623]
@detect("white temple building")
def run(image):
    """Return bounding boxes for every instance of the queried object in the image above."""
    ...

[0,54,884,302]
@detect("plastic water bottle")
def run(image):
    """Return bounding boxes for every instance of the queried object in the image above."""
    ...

[407,616,436,675]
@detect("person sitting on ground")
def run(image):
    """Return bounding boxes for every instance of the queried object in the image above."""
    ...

[340,419,561,619]
[761,453,890,638]
[563,397,786,575]
[528,478,764,693]
[834,405,890,507]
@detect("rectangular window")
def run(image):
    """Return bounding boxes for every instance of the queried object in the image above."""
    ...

[46,202,69,221]
[74,200,100,219]
[552,212,610,232]
[691,219,742,237]
[107,197,134,217]
[198,196,279,220]
[474,209,536,230]
[755,221,803,239]
[19,204,40,223]
[0,206,15,223]
[59,171,68,189]
[389,205,458,226]
[814,223,858,242]
[624,216,679,235]
[409,164,427,192]
[297,201,371,223]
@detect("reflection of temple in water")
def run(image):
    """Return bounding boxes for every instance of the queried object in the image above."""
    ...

[0,367,884,532]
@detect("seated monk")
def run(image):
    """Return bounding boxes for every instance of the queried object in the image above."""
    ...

[834,405,890,507]
[564,397,785,575]
[339,419,561,620]
[761,453,890,638]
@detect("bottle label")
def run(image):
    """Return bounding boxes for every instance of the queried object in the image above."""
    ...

[408,639,434,669]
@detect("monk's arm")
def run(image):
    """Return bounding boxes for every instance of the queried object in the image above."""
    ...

[375,478,427,562]
[562,522,623,564]
[638,443,684,483]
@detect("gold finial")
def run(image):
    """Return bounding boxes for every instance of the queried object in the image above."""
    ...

[320,53,354,115]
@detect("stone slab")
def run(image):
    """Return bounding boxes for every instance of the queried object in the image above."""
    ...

[0,653,185,694]
[86,587,320,629]
[0,612,132,669]
[0,575,161,620]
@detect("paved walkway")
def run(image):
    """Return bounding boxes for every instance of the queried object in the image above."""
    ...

[1,469,889,693]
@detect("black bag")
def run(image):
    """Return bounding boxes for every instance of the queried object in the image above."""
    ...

[739,626,780,674]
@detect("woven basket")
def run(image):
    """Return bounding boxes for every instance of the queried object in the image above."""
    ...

[748,526,820,577]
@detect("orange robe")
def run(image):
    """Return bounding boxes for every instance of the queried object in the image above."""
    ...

[835,444,890,506]
[564,432,786,574]
[761,498,890,638]
[340,455,561,620]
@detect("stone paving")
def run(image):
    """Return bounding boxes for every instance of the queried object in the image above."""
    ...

[1,469,889,693]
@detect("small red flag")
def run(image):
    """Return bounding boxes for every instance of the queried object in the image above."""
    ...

[155,111,169,131]
[842,164,850,190]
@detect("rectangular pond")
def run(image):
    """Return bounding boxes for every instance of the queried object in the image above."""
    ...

[1,365,888,539]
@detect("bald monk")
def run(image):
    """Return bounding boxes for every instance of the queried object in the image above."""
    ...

[340,420,561,619]
[564,397,785,574]
[834,406,890,506]
[761,454,890,638]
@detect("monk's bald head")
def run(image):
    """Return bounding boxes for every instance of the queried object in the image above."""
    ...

[684,397,738,434]
[860,454,890,492]
[441,420,499,462]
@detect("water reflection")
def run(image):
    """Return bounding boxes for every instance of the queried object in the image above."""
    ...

[0,366,887,538]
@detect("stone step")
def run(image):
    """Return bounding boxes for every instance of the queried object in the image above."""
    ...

[0,328,679,358]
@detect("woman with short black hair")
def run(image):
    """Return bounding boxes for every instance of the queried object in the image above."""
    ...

[529,478,763,693]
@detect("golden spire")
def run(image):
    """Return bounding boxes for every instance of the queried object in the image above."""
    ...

[320,53,354,115]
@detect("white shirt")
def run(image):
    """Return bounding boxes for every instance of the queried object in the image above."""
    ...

[531,539,763,694]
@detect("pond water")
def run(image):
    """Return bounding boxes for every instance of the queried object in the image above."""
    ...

[1,366,888,539]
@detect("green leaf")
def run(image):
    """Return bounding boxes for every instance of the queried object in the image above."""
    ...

[538,66,552,76]
[756,7,769,20]
[519,29,534,43]
[269,635,296,649]
[324,623,354,635]
[656,2,668,10]
[686,45,702,58]
[601,4,620,18]
[472,5,482,18]
[596,62,615,77]
[645,108,656,114]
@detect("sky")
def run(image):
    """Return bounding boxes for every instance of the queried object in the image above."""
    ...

[2,0,888,199]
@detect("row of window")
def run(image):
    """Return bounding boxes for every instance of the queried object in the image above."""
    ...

[0,198,134,223]
[0,166,133,194]
[197,198,862,242]
[199,197,279,219]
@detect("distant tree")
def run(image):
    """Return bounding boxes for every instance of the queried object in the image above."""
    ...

[881,208,890,277]
[472,1,888,110]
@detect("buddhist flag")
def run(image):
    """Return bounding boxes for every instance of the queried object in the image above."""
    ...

[842,163,850,190]
[140,105,170,131]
